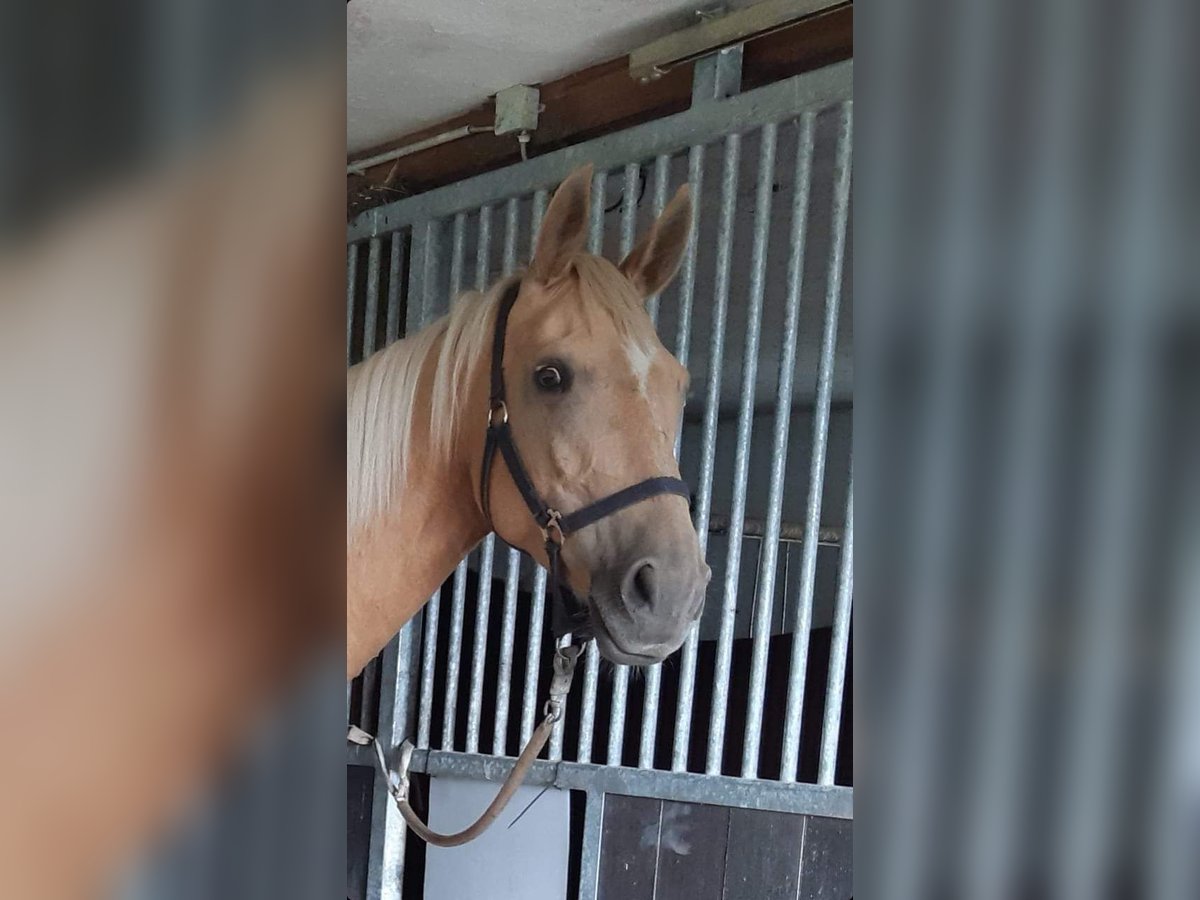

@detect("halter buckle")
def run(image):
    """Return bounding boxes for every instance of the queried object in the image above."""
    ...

[488,400,508,428]
[541,508,564,545]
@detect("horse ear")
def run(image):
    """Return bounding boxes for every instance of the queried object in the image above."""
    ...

[530,164,593,283]
[620,184,693,300]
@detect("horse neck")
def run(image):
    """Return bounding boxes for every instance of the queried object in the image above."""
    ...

[346,333,489,677]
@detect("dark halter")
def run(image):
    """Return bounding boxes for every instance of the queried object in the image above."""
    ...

[480,279,691,643]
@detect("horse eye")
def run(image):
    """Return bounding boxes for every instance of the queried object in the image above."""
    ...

[534,365,565,392]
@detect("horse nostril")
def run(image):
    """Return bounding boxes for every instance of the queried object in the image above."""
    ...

[624,560,659,610]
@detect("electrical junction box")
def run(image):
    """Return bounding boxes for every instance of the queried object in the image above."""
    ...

[494,84,540,135]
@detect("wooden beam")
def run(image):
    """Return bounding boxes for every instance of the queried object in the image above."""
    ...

[348,4,851,218]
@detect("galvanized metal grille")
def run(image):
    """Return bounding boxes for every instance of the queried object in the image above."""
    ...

[347,59,853,900]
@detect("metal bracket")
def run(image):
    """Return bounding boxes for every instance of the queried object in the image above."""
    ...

[692,45,744,105]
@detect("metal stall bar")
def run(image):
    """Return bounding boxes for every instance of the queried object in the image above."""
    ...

[364,237,382,357]
[520,565,549,744]
[494,197,523,756]
[406,222,428,332]
[818,472,853,785]
[367,622,418,900]
[742,113,815,778]
[645,153,671,325]
[576,170,607,765]
[347,62,851,241]
[355,235,389,734]
[708,122,776,775]
[515,187,569,762]
[640,144,704,771]
[504,188,556,756]
[466,205,497,755]
[416,600,441,750]
[440,213,469,753]
[414,219,448,750]
[346,244,358,364]
[674,133,739,773]
[385,232,405,344]
[605,162,640,766]
[578,790,605,900]
[780,103,852,782]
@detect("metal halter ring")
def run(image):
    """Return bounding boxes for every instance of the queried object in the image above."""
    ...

[488,400,508,427]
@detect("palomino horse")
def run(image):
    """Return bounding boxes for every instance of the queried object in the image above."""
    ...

[347,164,711,678]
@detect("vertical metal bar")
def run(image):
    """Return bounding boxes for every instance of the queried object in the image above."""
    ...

[607,656,630,766]
[493,549,521,755]
[672,145,704,373]
[742,114,815,778]
[475,205,493,290]
[531,189,549,244]
[449,212,467,301]
[646,153,671,325]
[367,625,416,900]
[576,174,607,764]
[439,218,469,754]
[619,162,639,255]
[385,231,405,344]
[520,567,549,747]
[639,151,689,766]
[442,562,469,750]
[466,206,496,755]
[429,213,465,753]
[638,671,663,769]
[406,221,428,336]
[781,104,853,782]
[503,196,519,273]
[411,219,445,754]
[491,199,524,756]
[417,590,440,747]
[707,122,777,776]
[576,640,600,764]
[345,243,358,365]
[673,132,740,773]
[420,219,441,322]
[607,164,639,764]
[363,237,382,357]
[467,549,496,753]
[527,186,556,756]
[588,169,607,254]
[818,473,853,785]
[577,791,605,900]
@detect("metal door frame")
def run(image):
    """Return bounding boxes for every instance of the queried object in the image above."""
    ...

[347,53,853,900]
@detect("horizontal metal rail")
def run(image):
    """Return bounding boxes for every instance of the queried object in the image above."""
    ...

[396,749,854,820]
[707,514,844,546]
[629,0,848,82]
[346,61,852,241]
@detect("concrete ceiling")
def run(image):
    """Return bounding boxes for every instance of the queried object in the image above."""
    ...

[347,0,756,153]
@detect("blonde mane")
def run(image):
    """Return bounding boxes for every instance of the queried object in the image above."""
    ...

[346,257,652,534]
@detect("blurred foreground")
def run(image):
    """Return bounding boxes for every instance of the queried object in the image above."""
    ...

[0,3,344,898]
[857,0,1199,897]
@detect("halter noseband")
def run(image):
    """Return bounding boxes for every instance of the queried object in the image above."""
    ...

[480,279,691,641]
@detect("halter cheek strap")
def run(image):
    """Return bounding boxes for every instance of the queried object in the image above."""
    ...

[480,279,691,640]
